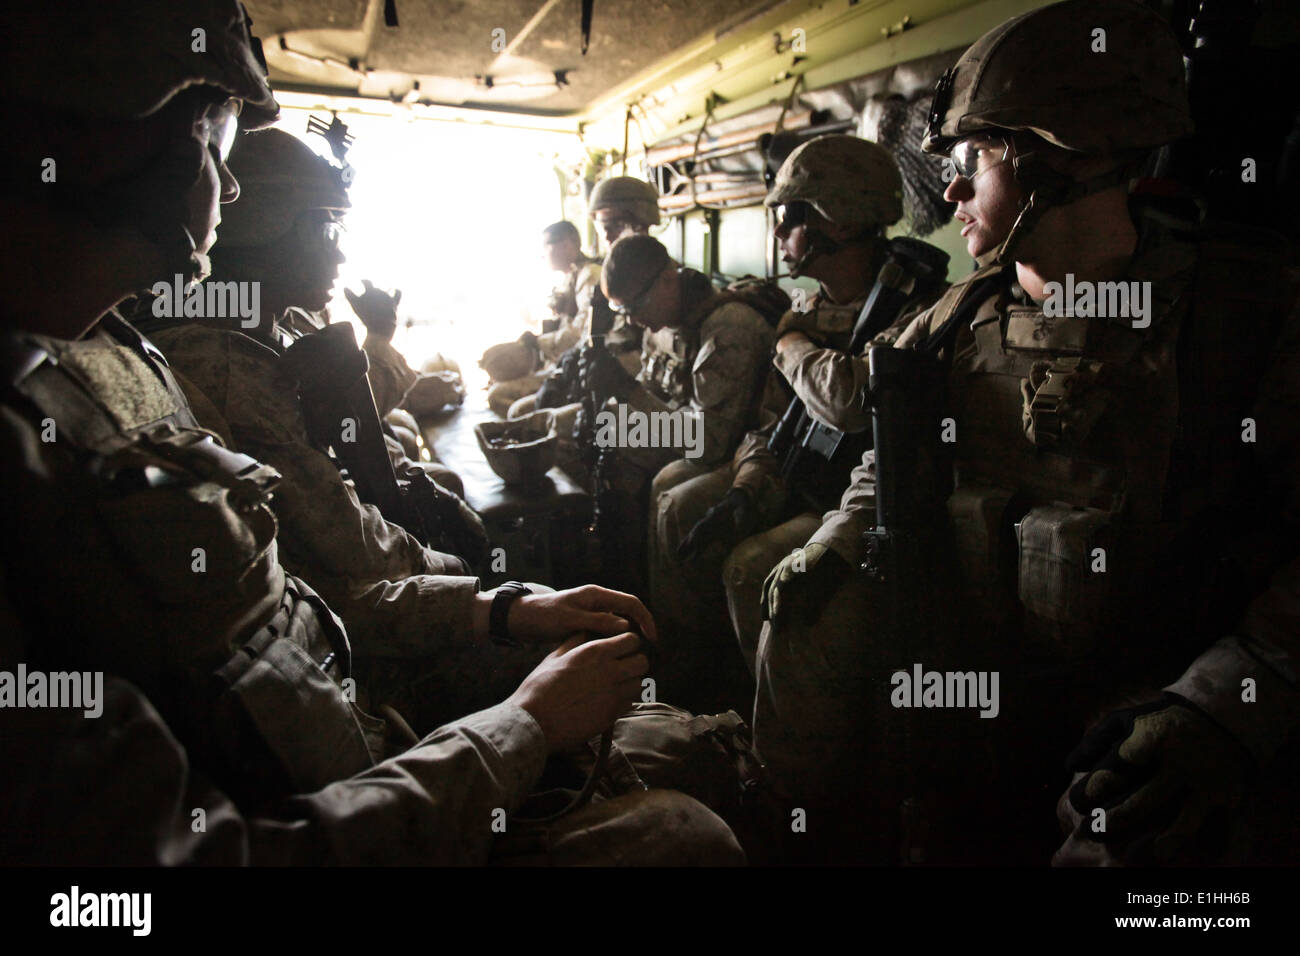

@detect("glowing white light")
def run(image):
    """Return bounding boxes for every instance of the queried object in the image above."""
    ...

[273,108,573,393]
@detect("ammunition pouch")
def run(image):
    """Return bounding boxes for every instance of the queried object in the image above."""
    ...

[114,422,282,513]
[1015,505,1115,655]
[946,484,1022,634]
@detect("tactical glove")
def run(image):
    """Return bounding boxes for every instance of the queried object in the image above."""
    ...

[760,541,848,624]
[677,487,758,562]
[344,279,401,341]
[1059,694,1253,865]
[580,347,636,403]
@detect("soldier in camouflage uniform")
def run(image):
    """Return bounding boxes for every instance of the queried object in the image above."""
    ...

[135,128,509,731]
[753,0,1300,863]
[578,235,776,597]
[0,0,745,867]
[496,178,658,420]
[191,126,468,494]
[485,221,602,416]
[343,279,468,463]
[648,136,945,681]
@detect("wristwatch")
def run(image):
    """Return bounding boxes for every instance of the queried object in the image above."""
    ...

[489,581,533,647]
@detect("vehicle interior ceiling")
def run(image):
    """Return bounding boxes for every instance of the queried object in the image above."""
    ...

[251,0,1051,291]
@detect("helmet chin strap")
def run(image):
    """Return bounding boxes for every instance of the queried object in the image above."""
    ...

[994,151,1131,265]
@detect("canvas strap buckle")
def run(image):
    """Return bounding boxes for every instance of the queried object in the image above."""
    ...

[1022,357,1103,448]
[134,422,281,510]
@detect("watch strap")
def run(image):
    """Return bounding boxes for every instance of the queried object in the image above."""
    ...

[489,581,533,647]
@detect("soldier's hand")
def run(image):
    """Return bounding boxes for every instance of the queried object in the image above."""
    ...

[509,584,658,648]
[344,279,401,340]
[507,632,648,753]
[580,347,635,402]
[760,542,848,623]
[677,488,757,562]
[1053,695,1252,866]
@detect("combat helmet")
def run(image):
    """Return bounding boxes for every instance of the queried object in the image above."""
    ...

[922,0,1191,261]
[1,0,279,270]
[218,129,351,248]
[589,176,661,227]
[2,0,277,127]
[766,134,904,233]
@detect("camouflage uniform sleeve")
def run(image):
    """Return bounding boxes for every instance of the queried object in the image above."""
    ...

[270,701,548,865]
[1165,298,1300,764]
[538,262,602,362]
[891,300,943,350]
[619,384,684,475]
[731,367,796,501]
[795,299,947,564]
[772,291,944,433]
[805,449,877,564]
[0,670,253,865]
[0,666,547,866]
[688,303,776,466]
[153,327,477,658]
[772,338,872,433]
[363,332,420,417]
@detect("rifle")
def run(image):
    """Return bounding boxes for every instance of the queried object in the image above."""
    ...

[857,267,1009,863]
[767,237,949,497]
[284,324,480,570]
[857,344,955,864]
[578,288,636,589]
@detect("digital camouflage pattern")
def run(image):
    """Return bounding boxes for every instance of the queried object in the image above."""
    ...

[624,297,775,475]
[589,175,661,227]
[921,0,1192,156]
[649,286,936,675]
[765,135,904,232]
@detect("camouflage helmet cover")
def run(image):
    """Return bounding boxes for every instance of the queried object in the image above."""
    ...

[589,176,661,227]
[922,0,1191,155]
[218,129,351,248]
[765,134,904,232]
[1,0,278,128]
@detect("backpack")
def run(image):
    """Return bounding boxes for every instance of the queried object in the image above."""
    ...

[716,275,792,328]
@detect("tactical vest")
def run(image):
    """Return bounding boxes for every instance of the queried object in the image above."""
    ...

[933,228,1200,658]
[0,314,381,810]
[636,274,772,409]
[639,322,698,408]
[637,279,719,407]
